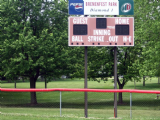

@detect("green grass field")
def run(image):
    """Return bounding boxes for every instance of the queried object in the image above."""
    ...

[1,77,160,120]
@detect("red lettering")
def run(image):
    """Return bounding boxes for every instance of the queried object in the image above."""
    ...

[113,2,117,6]
[127,4,131,10]
[109,2,117,6]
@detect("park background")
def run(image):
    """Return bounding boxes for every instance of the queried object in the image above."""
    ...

[0,0,160,119]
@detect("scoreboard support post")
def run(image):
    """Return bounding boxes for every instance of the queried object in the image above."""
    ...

[114,46,118,118]
[84,15,88,118]
[114,15,118,118]
[84,46,88,118]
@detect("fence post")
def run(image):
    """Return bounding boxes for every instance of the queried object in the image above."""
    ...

[60,91,62,116]
[130,93,132,119]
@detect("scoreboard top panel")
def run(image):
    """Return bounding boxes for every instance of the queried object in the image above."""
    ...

[68,17,134,46]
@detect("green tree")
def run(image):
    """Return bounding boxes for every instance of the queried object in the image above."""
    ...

[136,0,160,83]
[70,47,114,82]
[116,47,141,103]
[87,47,114,82]
[116,0,160,103]
[0,0,69,104]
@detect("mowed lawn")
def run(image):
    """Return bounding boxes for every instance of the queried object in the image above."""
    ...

[1,77,160,120]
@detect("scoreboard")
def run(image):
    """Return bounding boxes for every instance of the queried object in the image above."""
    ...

[68,17,134,46]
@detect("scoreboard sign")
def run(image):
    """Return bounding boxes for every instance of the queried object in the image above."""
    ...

[69,0,134,15]
[68,17,134,46]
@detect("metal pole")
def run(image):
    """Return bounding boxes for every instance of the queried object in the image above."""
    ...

[114,46,117,118]
[84,46,88,118]
[114,14,117,118]
[60,91,62,116]
[130,93,132,119]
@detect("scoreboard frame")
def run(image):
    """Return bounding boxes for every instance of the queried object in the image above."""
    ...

[68,17,134,46]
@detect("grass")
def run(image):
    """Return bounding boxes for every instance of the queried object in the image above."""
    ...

[1,77,160,120]
[1,108,160,120]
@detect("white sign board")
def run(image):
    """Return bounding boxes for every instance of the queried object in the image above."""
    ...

[84,0,119,15]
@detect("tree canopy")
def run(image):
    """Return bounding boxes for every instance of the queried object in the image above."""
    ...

[0,0,70,104]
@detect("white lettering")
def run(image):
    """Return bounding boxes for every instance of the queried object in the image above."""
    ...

[73,18,88,24]
[123,36,127,42]
[107,26,115,29]
[115,19,119,24]
[109,36,118,42]
[72,36,83,42]
[93,30,110,35]
[129,36,131,42]
[123,36,132,42]
[127,19,129,24]
[88,36,104,42]
[70,3,83,6]
[115,18,129,24]
[121,19,126,24]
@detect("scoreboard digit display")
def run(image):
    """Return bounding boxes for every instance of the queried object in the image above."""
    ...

[69,17,134,46]
[96,18,107,29]
[115,25,129,35]
[73,25,87,35]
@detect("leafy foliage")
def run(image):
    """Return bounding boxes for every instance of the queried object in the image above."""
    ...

[0,0,70,104]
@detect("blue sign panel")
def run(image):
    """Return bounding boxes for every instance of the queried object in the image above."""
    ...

[69,0,84,15]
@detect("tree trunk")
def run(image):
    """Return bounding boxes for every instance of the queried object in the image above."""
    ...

[118,85,123,104]
[14,80,16,88]
[45,78,47,88]
[30,77,37,105]
[158,77,160,84]
[134,80,136,89]
[117,77,124,104]
[143,76,145,86]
